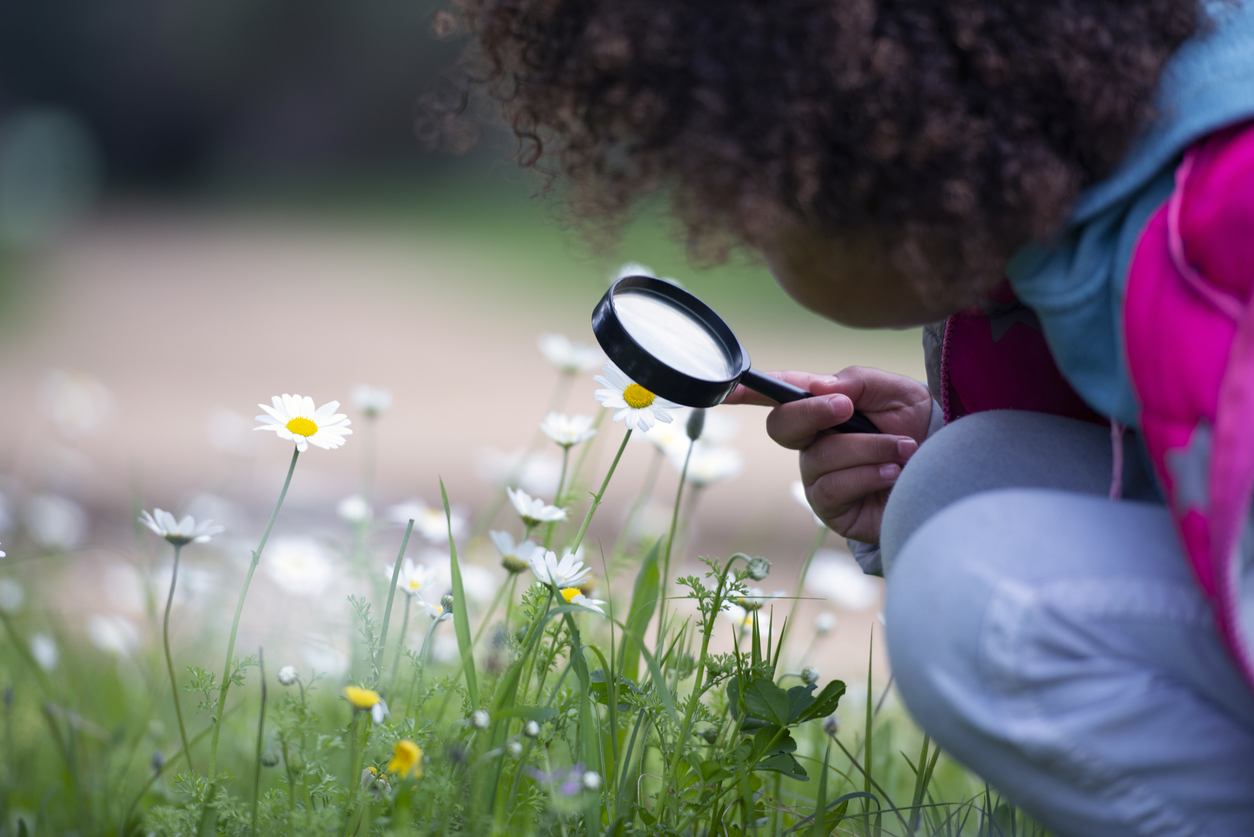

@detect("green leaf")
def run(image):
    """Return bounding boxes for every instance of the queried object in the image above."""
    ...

[727,675,743,720]
[756,753,808,780]
[807,745,831,837]
[787,683,817,723]
[700,759,732,782]
[441,478,478,708]
[492,706,557,722]
[752,726,797,758]
[742,677,791,727]
[796,679,846,723]
[617,539,660,686]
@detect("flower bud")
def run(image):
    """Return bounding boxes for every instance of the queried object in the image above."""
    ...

[700,726,719,744]
[814,612,837,635]
[523,720,541,738]
[441,594,456,612]
[822,715,840,736]
[276,665,298,686]
[261,750,280,767]
[581,770,602,791]
[686,409,706,441]
[506,740,523,759]
[151,749,166,773]
[746,556,770,581]
[471,709,490,730]
[801,665,820,686]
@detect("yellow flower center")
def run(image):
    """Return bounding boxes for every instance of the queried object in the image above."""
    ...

[560,587,581,604]
[622,383,655,410]
[388,739,423,779]
[345,686,381,709]
[408,578,422,590]
[286,416,319,437]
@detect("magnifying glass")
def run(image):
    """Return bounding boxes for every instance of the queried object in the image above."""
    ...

[591,275,879,434]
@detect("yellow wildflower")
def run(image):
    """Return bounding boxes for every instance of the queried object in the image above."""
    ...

[388,739,423,779]
[345,686,381,710]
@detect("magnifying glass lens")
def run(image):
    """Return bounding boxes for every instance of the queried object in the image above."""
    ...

[613,289,737,381]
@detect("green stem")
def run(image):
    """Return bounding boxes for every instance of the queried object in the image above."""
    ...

[162,542,195,773]
[388,594,413,693]
[567,429,631,557]
[209,445,300,781]
[777,524,828,654]
[656,437,694,647]
[542,446,572,550]
[251,647,267,835]
[377,520,415,687]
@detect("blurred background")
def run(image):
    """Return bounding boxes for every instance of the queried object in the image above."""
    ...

[0,1,926,683]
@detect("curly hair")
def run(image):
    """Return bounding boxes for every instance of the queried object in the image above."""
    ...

[450,0,1201,302]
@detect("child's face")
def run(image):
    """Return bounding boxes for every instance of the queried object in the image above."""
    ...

[759,224,964,329]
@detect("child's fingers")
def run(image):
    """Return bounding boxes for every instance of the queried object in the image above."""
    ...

[764,394,854,449]
[798,433,916,484]
[808,463,901,518]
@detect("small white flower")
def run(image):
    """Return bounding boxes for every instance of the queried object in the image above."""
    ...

[529,549,592,589]
[0,541,5,559]
[337,494,373,523]
[371,698,390,724]
[30,633,58,671]
[385,558,433,599]
[471,709,490,730]
[418,596,453,622]
[276,665,298,686]
[538,333,602,374]
[254,394,352,452]
[264,536,334,598]
[523,720,541,738]
[581,770,603,791]
[792,480,826,528]
[722,603,772,636]
[804,549,881,611]
[351,384,393,417]
[593,362,678,433]
[42,370,112,438]
[677,443,743,487]
[0,578,22,612]
[560,586,607,617]
[87,614,140,656]
[387,500,466,545]
[489,530,540,574]
[539,413,597,448]
[507,488,567,528]
[25,494,87,550]
[814,612,837,635]
[507,740,523,759]
[139,508,223,546]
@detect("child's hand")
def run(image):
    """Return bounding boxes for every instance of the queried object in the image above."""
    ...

[724,367,932,543]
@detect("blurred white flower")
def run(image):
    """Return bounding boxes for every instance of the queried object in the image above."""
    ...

[560,587,607,617]
[387,500,465,544]
[255,394,351,452]
[594,362,677,433]
[276,665,298,686]
[674,443,743,487]
[185,493,248,539]
[722,603,772,636]
[206,408,259,458]
[804,549,881,611]
[301,640,350,677]
[25,493,87,549]
[489,530,540,574]
[41,370,112,438]
[351,384,393,417]
[337,494,373,524]
[471,709,490,730]
[639,420,688,457]
[801,665,820,686]
[384,558,434,599]
[0,578,22,612]
[264,536,334,598]
[814,612,837,635]
[791,481,825,527]
[475,448,561,497]
[538,334,602,374]
[735,587,786,612]
[529,549,591,589]
[0,541,5,559]
[87,614,140,656]
[507,488,567,527]
[418,595,453,622]
[540,413,597,448]
[139,508,223,546]
[30,633,58,671]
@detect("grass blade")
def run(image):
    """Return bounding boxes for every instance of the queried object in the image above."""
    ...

[440,478,478,707]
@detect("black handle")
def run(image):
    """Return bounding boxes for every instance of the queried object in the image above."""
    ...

[739,368,880,434]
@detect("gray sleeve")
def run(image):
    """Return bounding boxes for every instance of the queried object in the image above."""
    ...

[847,538,884,576]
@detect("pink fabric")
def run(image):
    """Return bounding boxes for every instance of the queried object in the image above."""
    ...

[1124,121,1254,688]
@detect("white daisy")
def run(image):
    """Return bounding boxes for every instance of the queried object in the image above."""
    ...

[674,443,743,487]
[539,413,597,448]
[559,586,607,617]
[337,494,373,523]
[538,334,602,374]
[722,602,772,636]
[735,587,787,612]
[791,481,825,527]
[139,508,224,546]
[528,549,592,589]
[489,530,540,574]
[384,558,434,599]
[387,500,466,544]
[418,595,453,622]
[30,633,58,671]
[506,488,567,528]
[593,362,678,433]
[264,536,334,598]
[254,394,352,452]
[87,613,140,656]
[24,494,87,550]
[351,384,393,418]
[639,420,688,456]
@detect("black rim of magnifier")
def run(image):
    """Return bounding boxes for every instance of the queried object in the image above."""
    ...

[591,275,751,408]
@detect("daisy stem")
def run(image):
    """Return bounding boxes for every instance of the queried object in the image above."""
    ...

[377,520,415,688]
[656,437,694,648]
[542,446,571,551]
[250,647,266,836]
[208,445,300,782]
[388,594,412,693]
[777,523,829,656]
[566,429,631,558]
[503,575,519,633]
[161,542,195,773]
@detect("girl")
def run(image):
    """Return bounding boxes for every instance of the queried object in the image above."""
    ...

[453,1,1254,833]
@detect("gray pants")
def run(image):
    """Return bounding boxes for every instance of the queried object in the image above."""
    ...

[881,411,1254,837]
